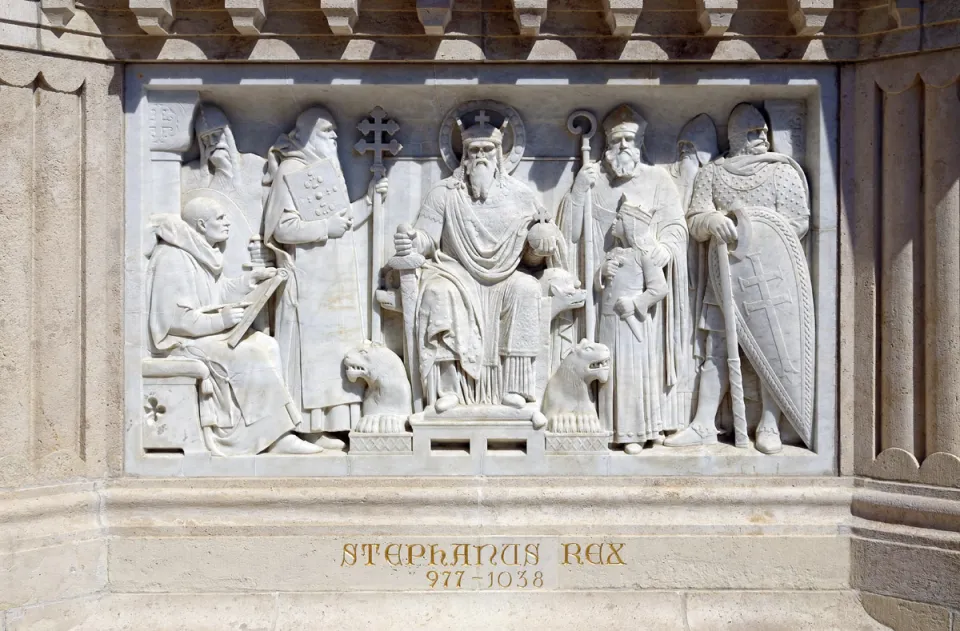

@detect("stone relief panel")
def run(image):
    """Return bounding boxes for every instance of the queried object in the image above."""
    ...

[124,65,838,476]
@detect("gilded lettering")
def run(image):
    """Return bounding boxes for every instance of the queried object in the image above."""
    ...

[585,543,603,565]
[474,544,498,567]
[385,543,402,566]
[429,544,449,567]
[452,543,471,567]
[407,543,426,566]
[500,543,519,566]
[561,543,582,565]
[360,543,380,566]
[340,544,357,567]
[605,543,626,565]
[524,543,540,566]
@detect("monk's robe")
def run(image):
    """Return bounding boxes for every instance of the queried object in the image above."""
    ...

[146,214,298,456]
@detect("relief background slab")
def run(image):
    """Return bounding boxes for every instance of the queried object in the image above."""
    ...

[124,63,838,477]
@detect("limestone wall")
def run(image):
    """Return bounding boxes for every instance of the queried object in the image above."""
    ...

[842,48,960,487]
[1,2,960,628]
[0,49,124,489]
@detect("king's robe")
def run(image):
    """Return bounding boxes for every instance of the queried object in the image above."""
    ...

[411,175,555,405]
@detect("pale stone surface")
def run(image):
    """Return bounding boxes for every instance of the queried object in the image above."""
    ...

[844,49,960,487]
[4,591,890,630]
[3,12,960,631]
[0,49,124,487]
[852,533,960,611]
[124,65,839,477]
[685,591,888,630]
[0,591,907,630]
[861,592,953,631]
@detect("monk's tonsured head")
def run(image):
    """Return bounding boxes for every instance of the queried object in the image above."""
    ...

[182,196,231,245]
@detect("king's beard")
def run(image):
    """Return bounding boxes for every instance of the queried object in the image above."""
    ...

[465,158,498,201]
[604,145,641,179]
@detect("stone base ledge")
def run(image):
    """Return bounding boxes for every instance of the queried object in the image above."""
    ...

[2,591,887,631]
[101,476,855,535]
[6,477,960,626]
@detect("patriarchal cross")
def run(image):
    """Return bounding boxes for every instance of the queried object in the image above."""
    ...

[738,252,800,375]
[355,106,402,179]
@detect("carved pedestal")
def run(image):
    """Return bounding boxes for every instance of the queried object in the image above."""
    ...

[141,358,208,456]
[349,431,413,454]
[545,433,610,454]
[410,410,546,473]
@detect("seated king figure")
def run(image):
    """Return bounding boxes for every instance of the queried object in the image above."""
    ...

[393,114,565,413]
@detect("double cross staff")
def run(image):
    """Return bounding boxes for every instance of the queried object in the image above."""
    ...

[355,106,402,343]
[566,110,598,342]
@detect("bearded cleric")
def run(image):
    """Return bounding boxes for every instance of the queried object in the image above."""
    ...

[393,113,564,413]
[558,104,692,430]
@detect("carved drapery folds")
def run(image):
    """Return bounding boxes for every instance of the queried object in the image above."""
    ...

[126,69,842,476]
[846,50,960,487]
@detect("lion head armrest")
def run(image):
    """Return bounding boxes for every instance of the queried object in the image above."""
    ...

[141,357,210,381]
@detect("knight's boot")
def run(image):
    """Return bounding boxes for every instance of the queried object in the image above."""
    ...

[434,361,461,414]
[755,385,783,455]
[623,442,644,455]
[665,363,724,448]
[663,422,718,447]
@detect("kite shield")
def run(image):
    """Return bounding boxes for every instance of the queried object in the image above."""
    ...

[708,206,816,447]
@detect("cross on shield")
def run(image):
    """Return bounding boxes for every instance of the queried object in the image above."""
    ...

[738,254,800,377]
[709,206,816,447]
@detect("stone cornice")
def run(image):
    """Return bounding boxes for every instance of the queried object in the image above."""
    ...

[3,0,958,63]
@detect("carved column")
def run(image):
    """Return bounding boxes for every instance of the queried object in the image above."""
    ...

[847,49,960,486]
[878,81,923,457]
[923,80,960,458]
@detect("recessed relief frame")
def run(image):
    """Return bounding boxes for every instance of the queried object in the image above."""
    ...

[124,64,838,477]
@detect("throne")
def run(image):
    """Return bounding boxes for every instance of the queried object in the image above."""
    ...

[377,251,580,464]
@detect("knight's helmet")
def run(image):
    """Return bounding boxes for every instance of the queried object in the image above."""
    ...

[677,113,719,166]
[727,103,768,156]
